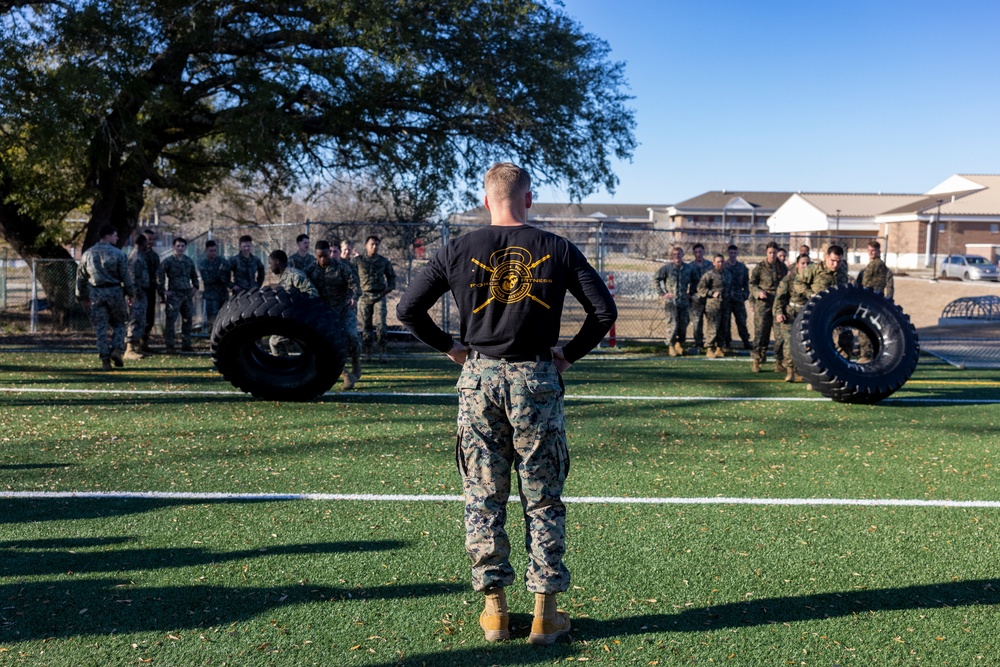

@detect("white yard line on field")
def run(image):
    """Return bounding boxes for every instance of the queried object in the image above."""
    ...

[3,490,1000,508]
[1,385,998,404]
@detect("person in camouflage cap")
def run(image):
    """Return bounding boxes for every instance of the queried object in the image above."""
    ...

[352,235,396,362]
[397,162,616,645]
[855,240,894,363]
[696,254,731,359]
[748,241,788,372]
[309,240,362,389]
[157,237,200,352]
[75,225,135,371]
[653,246,695,356]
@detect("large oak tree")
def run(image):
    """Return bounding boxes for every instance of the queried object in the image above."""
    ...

[0,0,635,311]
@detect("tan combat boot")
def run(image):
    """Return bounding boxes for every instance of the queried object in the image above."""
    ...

[124,342,146,360]
[714,347,725,358]
[342,373,357,390]
[674,342,685,356]
[667,344,678,357]
[784,368,795,383]
[479,588,509,642]
[528,593,571,645]
[110,348,125,367]
[751,354,761,373]
[774,360,786,374]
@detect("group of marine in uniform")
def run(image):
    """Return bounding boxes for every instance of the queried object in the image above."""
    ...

[75,226,396,389]
[653,239,895,382]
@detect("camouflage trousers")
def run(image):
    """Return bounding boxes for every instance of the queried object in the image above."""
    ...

[202,287,229,332]
[359,293,387,352]
[88,286,127,359]
[720,298,750,347]
[663,301,690,346]
[751,296,775,360]
[331,302,360,359]
[689,298,707,347]
[127,291,147,344]
[703,298,724,349]
[456,355,570,594]
[163,289,194,347]
[774,306,801,367]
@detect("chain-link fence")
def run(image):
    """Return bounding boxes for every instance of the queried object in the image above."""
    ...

[2,225,883,345]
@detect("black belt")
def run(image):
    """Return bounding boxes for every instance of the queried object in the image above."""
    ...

[93,283,122,289]
[471,349,553,363]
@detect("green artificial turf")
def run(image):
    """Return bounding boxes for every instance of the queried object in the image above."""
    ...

[1,350,999,665]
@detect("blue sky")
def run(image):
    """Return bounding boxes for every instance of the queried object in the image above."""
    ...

[535,0,1000,205]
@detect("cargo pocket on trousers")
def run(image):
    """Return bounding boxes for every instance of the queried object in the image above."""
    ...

[454,371,480,480]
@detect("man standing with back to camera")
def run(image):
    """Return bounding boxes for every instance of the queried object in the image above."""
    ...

[397,162,617,645]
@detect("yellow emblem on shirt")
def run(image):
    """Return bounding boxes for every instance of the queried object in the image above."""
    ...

[470,246,553,313]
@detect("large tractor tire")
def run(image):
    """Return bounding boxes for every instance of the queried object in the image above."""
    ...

[211,287,345,401]
[791,285,919,404]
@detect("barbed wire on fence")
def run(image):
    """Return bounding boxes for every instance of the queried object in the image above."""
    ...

[2,224,885,344]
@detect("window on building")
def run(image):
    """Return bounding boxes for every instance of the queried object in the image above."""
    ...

[991,223,999,234]
[938,223,945,233]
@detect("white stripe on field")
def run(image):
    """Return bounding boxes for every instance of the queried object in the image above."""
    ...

[3,490,1000,508]
[1,386,997,404]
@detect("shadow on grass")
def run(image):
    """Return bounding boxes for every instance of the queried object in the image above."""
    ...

[0,579,463,641]
[0,463,74,471]
[0,497,311,525]
[355,578,1000,666]
[0,538,406,578]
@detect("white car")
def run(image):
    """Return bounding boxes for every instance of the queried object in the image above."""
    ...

[940,254,1000,281]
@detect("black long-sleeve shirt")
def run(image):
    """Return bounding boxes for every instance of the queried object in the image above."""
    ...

[397,224,616,364]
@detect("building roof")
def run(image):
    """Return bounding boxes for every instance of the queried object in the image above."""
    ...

[880,175,1000,217]
[671,191,795,212]
[796,193,925,217]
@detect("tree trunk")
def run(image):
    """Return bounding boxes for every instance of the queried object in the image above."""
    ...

[1,169,85,329]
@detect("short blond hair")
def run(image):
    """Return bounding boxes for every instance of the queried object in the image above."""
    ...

[484,162,531,203]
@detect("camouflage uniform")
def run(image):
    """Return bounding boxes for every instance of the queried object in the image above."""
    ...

[270,268,318,356]
[457,356,569,592]
[696,268,731,351]
[856,257,894,359]
[309,259,361,361]
[748,259,788,363]
[288,252,316,273]
[157,254,200,349]
[352,253,396,354]
[76,241,134,361]
[143,246,160,344]
[653,261,694,346]
[199,255,231,330]
[229,252,265,295]
[396,221,616,600]
[687,258,713,348]
[721,259,750,348]
[794,260,851,356]
[772,274,797,369]
[126,247,149,346]
[277,266,318,296]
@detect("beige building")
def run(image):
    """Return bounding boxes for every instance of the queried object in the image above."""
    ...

[653,191,793,235]
[875,175,1000,269]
